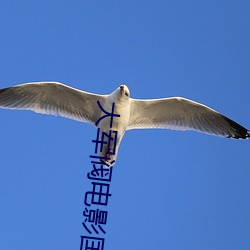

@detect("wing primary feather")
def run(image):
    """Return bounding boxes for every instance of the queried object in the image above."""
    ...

[0,82,106,125]
[128,97,249,139]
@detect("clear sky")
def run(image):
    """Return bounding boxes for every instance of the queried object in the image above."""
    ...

[0,1,249,250]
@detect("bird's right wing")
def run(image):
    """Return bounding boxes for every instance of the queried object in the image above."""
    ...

[128,97,249,139]
[0,82,106,125]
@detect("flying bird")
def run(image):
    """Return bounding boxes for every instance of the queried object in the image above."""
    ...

[0,82,249,166]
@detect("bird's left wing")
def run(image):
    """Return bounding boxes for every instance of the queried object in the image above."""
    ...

[128,97,249,139]
[0,82,106,125]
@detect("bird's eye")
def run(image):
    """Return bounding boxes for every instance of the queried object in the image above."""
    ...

[125,92,129,97]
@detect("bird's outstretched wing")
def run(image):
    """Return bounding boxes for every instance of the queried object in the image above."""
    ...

[0,82,106,125]
[128,97,249,139]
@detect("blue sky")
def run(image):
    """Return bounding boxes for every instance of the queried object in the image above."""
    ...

[0,1,249,249]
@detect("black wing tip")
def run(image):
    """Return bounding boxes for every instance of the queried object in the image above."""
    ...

[246,130,250,139]
[227,133,249,139]
[0,88,9,94]
[222,115,250,139]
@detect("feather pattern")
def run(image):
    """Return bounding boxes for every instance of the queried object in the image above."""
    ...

[0,82,106,125]
[128,97,249,139]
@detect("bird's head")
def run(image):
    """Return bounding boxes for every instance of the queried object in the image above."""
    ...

[119,84,130,98]
[110,84,130,102]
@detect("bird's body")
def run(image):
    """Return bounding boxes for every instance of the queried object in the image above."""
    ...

[97,86,130,163]
[0,82,249,166]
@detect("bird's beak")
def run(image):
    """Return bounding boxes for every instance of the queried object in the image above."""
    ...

[120,85,125,93]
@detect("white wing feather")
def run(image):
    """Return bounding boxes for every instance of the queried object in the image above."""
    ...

[0,82,106,125]
[128,97,249,139]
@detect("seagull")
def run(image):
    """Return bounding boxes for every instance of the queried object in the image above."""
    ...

[0,82,249,166]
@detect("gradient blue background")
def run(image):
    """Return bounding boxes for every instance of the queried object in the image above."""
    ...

[0,1,249,249]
